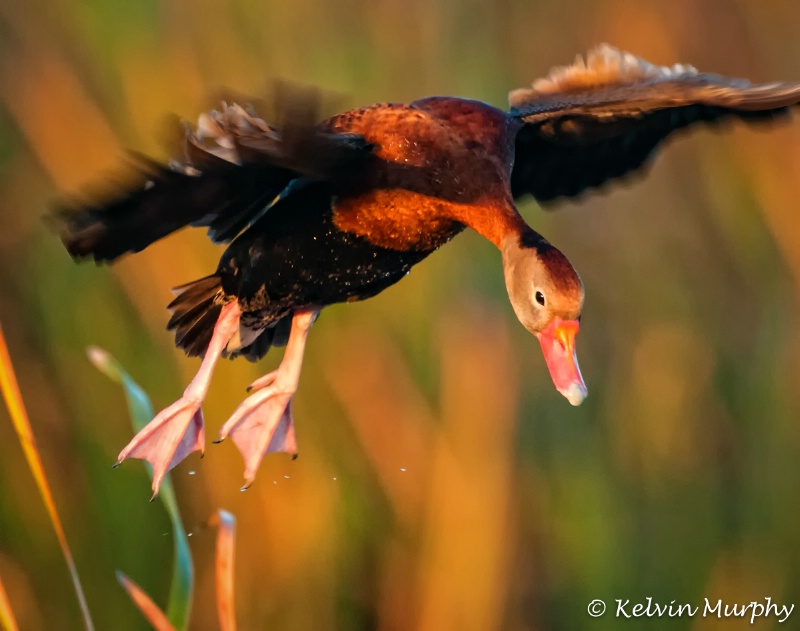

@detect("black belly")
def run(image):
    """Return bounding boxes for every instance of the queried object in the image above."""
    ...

[216,181,440,322]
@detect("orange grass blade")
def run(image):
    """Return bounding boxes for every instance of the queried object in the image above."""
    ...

[208,510,237,631]
[0,575,20,631]
[0,323,94,631]
[116,572,175,631]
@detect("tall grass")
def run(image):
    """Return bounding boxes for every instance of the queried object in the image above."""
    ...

[1,336,239,630]
[0,324,94,631]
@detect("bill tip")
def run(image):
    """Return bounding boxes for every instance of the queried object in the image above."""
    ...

[561,382,588,406]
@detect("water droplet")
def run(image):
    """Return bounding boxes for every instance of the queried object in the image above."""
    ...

[400,468,407,472]
[187,533,193,537]
[188,471,196,476]
[332,477,337,481]
[283,475,290,479]
[273,480,277,485]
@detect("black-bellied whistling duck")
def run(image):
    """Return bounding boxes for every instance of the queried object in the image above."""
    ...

[58,45,800,494]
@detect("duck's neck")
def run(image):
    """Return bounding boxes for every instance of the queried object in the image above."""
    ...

[448,196,532,249]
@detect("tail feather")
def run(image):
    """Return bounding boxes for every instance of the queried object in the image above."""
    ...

[169,299,214,337]
[180,308,223,357]
[167,275,227,357]
[166,274,286,361]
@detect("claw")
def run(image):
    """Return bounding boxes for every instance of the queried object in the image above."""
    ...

[246,369,279,393]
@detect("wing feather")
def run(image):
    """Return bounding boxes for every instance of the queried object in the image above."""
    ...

[510,44,800,202]
[56,90,374,262]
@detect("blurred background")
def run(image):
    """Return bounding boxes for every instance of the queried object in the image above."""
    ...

[2,0,800,629]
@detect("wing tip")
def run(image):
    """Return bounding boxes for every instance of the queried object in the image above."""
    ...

[509,44,700,108]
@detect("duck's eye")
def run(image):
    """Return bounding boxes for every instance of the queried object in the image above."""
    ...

[535,290,546,306]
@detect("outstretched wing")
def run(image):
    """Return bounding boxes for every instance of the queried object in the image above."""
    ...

[509,44,800,203]
[56,91,374,263]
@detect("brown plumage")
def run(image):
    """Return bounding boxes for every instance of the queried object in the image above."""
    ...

[56,44,800,493]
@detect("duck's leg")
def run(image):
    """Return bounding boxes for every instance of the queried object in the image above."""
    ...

[218,309,319,489]
[117,300,242,497]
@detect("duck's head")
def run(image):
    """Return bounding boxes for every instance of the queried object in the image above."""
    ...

[502,232,587,406]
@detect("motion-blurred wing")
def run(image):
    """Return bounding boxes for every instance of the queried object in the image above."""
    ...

[57,95,374,263]
[509,44,800,203]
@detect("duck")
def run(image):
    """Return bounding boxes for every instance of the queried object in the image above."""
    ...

[58,44,800,494]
